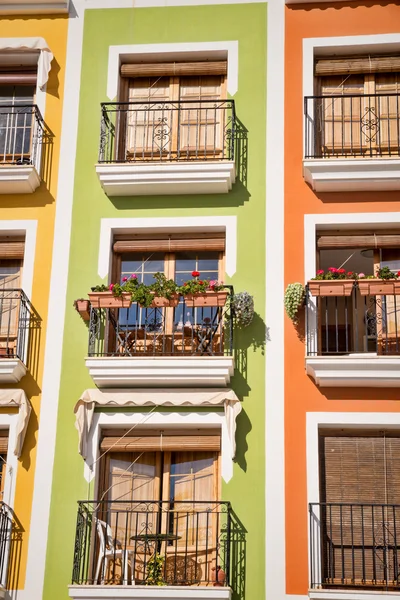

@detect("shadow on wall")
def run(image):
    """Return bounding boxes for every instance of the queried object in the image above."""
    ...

[230,508,247,600]
[6,506,25,595]
[313,188,400,204]
[288,0,400,11]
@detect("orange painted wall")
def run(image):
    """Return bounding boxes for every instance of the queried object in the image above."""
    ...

[285,3,400,595]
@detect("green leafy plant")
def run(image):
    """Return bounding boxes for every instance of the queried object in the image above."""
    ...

[284,283,305,323]
[150,272,178,299]
[376,266,399,280]
[90,284,109,292]
[232,291,254,328]
[179,271,224,296]
[145,553,166,586]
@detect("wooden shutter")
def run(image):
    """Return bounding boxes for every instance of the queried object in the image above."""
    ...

[100,429,221,453]
[317,233,400,250]
[375,74,400,153]
[113,234,225,254]
[315,56,400,76]
[121,61,227,78]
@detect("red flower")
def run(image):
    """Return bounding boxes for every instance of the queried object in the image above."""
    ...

[347,271,354,276]
[122,276,128,282]
[192,271,200,277]
[109,283,114,291]
[316,270,324,275]
[198,280,204,285]
[338,268,346,274]
[328,267,338,273]
[397,271,400,277]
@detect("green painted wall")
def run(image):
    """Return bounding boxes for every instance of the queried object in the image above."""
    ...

[43,4,267,600]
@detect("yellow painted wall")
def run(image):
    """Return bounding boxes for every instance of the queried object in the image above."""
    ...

[0,14,68,589]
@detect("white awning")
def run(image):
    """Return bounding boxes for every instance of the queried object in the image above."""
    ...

[0,389,31,457]
[74,388,241,461]
[0,38,53,89]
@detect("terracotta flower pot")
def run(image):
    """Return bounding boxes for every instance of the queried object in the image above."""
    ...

[184,291,228,307]
[88,291,132,308]
[150,293,180,308]
[358,279,400,296]
[308,280,355,297]
[74,299,90,321]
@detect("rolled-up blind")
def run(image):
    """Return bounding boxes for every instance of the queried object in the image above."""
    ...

[0,67,37,86]
[0,240,24,259]
[317,233,400,250]
[0,431,8,455]
[315,56,400,76]
[121,61,227,78]
[113,234,225,253]
[100,428,221,452]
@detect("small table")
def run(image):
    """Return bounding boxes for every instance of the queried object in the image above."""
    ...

[130,532,181,553]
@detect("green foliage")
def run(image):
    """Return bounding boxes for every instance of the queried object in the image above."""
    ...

[232,291,254,327]
[91,284,109,292]
[376,266,398,280]
[145,553,166,586]
[151,272,178,299]
[284,283,305,323]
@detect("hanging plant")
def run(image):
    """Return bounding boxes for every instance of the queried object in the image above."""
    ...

[145,553,166,586]
[232,291,254,328]
[284,283,305,323]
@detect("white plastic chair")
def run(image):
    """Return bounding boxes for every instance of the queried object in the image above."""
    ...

[94,518,134,585]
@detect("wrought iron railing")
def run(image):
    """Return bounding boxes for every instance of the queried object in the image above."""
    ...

[0,104,45,170]
[310,502,400,590]
[72,500,234,586]
[305,284,400,356]
[0,503,13,590]
[88,287,233,358]
[305,94,400,158]
[99,100,235,163]
[0,289,38,366]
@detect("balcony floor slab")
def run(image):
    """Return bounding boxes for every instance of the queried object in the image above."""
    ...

[85,356,234,387]
[0,165,41,194]
[96,162,236,196]
[0,0,69,13]
[306,354,400,387]
[69,586,232,600]
[0,358,27,383]
[310,590,400,600]
[303,158,400,192]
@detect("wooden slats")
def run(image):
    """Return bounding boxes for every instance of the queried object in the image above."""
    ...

[121,61,227,78]
[317,234,400,250]
[0,241,24,259]
[315,56,400,76]
[101,429,221,452]
[113,235,225,253]
[0,431,8,455]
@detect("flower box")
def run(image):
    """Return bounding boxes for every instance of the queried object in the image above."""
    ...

[358,280,400,296]
[88,292,132,308]
[183,291,228,307]
[74,299,90,321]
[308,280,354,297]
[150,293,180,308]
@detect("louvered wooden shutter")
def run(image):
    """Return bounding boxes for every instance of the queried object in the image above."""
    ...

[113,234,225,253]
[315,56,400,76]
[100,428,221,452]
[317,233,400,250]
[0,431,9,454]
[121,61,227,78]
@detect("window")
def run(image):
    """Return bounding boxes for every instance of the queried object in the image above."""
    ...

[0,431,8,500]
[0,238,24,357]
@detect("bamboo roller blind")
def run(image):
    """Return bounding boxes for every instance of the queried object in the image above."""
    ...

[315,56,400,76]
[101,429,221,452]
[317,233,400,250]
[0,431,8,455]
[0,240,25,259]
[120,61,227,78]
[113,234,225,253]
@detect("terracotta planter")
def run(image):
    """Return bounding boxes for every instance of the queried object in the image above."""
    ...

[150,293,180,308]
[358,279,400,296]
[308,280,355,297]
[88,291,132,308]
[183,291,228,307]
[74,299,90,321]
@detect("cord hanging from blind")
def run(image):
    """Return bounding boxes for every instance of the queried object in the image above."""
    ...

[120,61,227,78]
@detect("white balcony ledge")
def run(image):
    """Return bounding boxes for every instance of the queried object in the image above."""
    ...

[309,589,400,600]
[303,158,400,192]
[0,359,27,383]
[0,0,69,13]
[85,356,234,388]
[69,585,232,600]
[96,162,236,196]
[0,165,40,194]
[306,354,400,387]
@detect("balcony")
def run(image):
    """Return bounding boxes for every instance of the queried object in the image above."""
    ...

[0,503,14,599]
[69,500,237,600]
[304,94,400,192]
[0,289,39,383]
[305,283,400,387]
[0,104,45,194]
[0,1,69,13]
[85,291,234,387]
[95,100,236,196]
[309,502,400,595]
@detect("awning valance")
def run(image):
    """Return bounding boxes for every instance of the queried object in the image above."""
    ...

[0,38,53,89]
[74,388,241,461]
[0,389,31,457]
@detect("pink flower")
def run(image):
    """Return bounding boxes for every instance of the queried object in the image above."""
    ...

[328,267,338,273]
[209,279,218,287]
[358,273,365,278]
[122,276,128,282]
[130,274,137,279]
[316,270,324,275]
[109,283,114,291]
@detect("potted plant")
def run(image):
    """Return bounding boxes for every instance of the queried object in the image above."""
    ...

[88,284,132,308]
[73,298,91,321]
[284,283,305,323]
[232,291,255,327]
[149,272,179,307]
[308,268,356,297]
[179,271,228,307]
[358,267,400,296]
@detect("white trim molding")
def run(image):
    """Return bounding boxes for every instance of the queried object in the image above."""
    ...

[309,592,400,600]
[303,158,400,192]
[0,359,27,384]
[303,35,400,192]
[0,1,69,13]
[0,413,19,509]
[0,165,41,195]
[69,585,231,600]
[306,354,400,387]
[85,356,234,387]
[107,41,239,100]
[96,162,236,196]
[98,216,237,279]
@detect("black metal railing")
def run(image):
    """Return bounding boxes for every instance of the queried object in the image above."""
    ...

[88,287,233,358]
[0,503,13,590]
[305,284,400,356]
[0,289,38,366]
[72,500,234,587]
[99,100,235,163]
[305,94,400,158]
[0,104,45,169]
[310,502,400,590]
